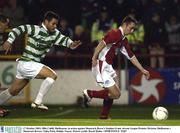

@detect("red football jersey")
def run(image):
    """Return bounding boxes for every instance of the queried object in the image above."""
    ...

[99,27,134,64]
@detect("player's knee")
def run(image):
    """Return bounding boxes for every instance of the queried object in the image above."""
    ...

[53,74,57,80]
[114,93,120,99]
[113,91,121,99]
[116,92,121,99]
[9,88,20,96]
[50,73,57,80]
[109,92,120,99]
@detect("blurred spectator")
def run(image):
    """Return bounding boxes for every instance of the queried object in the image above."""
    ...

[165,15,180,45]
[143,0,166,33]
[176,0,180,20]
[0,0,6,13]
[54,18,73,55]
[165,14,180,67]
[165,0,180,21]
[22,0,42,25]
[0,15,9,51]
[73,25,91,53]
[113,0,144,22]
[59,18,73,39]
[126,9,145,53]
[91,6,117,44]
[2,0,25,28]
[80,0,98,30]
[71,25,91,68]
[145,12,167,68]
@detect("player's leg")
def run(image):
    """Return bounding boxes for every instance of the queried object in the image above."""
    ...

[84,85,120,99]
[0,83,8,117]
[0,78,29,116]
[83,61,109,101]
[83,85,120,119]
[0,78,29,104]
[99,85,120,119]
[84,64,120,100]
[99,98,113,119]
[99,76,121,119]
[32,65,57,110]
[83,61,120,119]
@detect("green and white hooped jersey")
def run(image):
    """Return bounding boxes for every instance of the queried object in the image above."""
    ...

[7,24,73,62]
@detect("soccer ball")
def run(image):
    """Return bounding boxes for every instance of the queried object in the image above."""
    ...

[152,107,168,120]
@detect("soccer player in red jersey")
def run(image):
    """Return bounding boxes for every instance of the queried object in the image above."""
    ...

[83,16,150,119]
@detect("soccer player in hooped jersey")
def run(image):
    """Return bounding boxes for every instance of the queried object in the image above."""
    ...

[0,11,81,112]
[83,16,150,119]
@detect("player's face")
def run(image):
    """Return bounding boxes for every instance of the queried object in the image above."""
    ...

[124,22,136,35]
[45,18,58,32]
[0,21,9,33]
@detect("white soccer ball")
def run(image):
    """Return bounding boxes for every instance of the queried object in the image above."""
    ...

[152,107,168,120]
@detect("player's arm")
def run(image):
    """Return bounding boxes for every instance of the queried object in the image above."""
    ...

[92,40,106,67]
[91,29,120,67]
[130,56,150,79]
[69,40,81,49]
[3,25,35,54]
[54,31,81,49]
[121,38,150,79]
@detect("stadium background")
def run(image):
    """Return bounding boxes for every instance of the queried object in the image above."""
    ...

[0,0,180,126]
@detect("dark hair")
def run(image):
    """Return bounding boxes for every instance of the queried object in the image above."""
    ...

[43,11,59,22]
[0,15,8,23]
[121,16,138,25]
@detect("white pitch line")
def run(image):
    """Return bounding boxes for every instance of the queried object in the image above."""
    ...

[31,109,75,118]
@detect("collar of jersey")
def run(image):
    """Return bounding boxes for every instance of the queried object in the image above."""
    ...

[119,26,124,37]
[41,23,48,32]
[41,23,55,35]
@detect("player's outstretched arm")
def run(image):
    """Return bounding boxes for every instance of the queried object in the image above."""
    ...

[3,41,12,54]
[130,55,150,79]
[69,40,82,49]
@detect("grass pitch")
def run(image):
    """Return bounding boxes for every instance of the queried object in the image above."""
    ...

[0,105,180,126]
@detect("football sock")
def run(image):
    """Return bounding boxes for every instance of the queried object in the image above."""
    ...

[34,77,54,105]
[100,98,113,119]
[88,89,109,99]
[0,89,13,104]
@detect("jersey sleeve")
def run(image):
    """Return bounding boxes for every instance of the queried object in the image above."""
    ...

[7,25,36,44]
[103,29,121,44]
[54,30,73,48]
[120,38,135,59]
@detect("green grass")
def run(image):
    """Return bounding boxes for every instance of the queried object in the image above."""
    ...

[0,105,180,126]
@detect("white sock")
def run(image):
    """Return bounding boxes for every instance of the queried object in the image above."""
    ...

[0,89,13,105]
[34,77,55,104]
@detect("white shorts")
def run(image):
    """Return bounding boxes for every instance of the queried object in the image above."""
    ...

[16,61,44,79]
[92,60,117,88]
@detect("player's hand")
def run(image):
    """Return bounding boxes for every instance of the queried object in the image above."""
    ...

[70,40,82,49]
[3,41,12,54]
[92,57,98,67]
[142,69,150,80]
